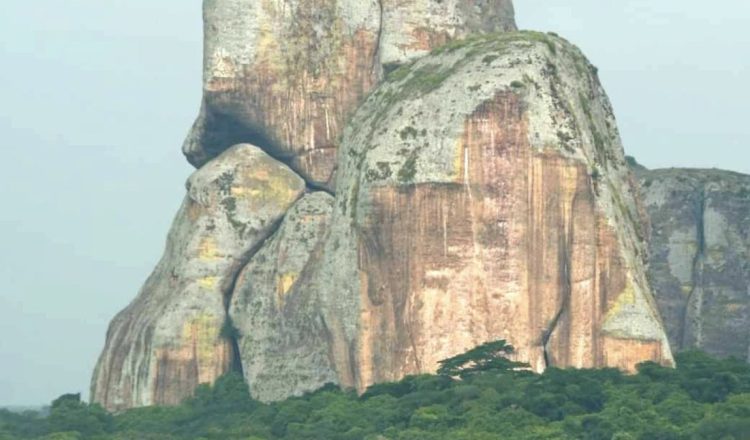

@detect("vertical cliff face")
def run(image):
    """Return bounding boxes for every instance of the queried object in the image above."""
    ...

[304,32,672,393]
[90,144,305,410]
[184,0,517,189]
[637,167,750,361]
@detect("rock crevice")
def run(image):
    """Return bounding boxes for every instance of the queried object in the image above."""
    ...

[681,188,706,348]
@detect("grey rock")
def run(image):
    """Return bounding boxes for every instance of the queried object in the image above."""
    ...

[229,192,337,402]
[638,167,750,361]
[90,144,305,411]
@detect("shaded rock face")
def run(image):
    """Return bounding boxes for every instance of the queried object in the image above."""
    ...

[229,192,337,402]
[90,144,305,410]
[304,32,672,393]
[184,0,517,189]
[638,168,750,361]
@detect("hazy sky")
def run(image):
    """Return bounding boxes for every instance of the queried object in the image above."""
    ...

[1,1,748,406]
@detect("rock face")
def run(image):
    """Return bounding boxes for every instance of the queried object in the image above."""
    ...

[379,0,516,69]
[637,167,750,361]
[229,192,337,402]
[184,0,517,189]
[299,32,673,394]
[93,1,683,411]
[90,144,305,410]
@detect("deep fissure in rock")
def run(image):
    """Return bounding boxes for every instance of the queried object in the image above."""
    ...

[373,0,385,76]
[680,187,707,349]
[542,229,573,369]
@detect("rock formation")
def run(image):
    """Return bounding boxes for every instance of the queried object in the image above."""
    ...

[636,166,750,361]
[183,0,517,189]
[90,144,305,410]
[93,0,681,411]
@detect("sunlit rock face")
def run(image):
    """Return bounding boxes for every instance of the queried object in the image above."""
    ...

[637,167,750,361]
[183,0,517,189]
[305,33,673,394]
[90,144,305,411]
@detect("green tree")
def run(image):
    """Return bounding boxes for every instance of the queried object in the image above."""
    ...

[46,393,113,437]
[437,340,529,378]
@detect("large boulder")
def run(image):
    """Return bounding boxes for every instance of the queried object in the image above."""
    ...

[229,192,336,402]
[637,167,750,361]
[90,144,305,411]
[184,0,518,189]
[305,32,673,393]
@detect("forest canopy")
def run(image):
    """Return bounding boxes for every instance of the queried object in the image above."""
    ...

[2,343,750,440]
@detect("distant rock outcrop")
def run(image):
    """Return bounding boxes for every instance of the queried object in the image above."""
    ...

[637,166,750,361]
[92,1,684,411]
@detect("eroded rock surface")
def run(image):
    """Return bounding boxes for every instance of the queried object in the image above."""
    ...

[305,32,673,394]
[229,192,337,402]
[637,167,750,361]
[91,144,305,410]
[184,0,517,189]
[379,0,516,70]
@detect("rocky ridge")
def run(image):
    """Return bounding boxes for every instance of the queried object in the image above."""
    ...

[92,1,681,410]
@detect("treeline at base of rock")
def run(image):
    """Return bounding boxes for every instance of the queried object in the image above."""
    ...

[4,349,750,439]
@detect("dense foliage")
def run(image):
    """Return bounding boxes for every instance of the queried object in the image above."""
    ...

[2,348,750,440]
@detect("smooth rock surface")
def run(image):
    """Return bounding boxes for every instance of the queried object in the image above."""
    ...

[91,144,305,411]
[229,192,336,402]
[637,167,750,361]
[305,32,673,394]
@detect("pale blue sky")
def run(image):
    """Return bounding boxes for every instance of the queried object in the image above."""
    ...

[0,1,748,406]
